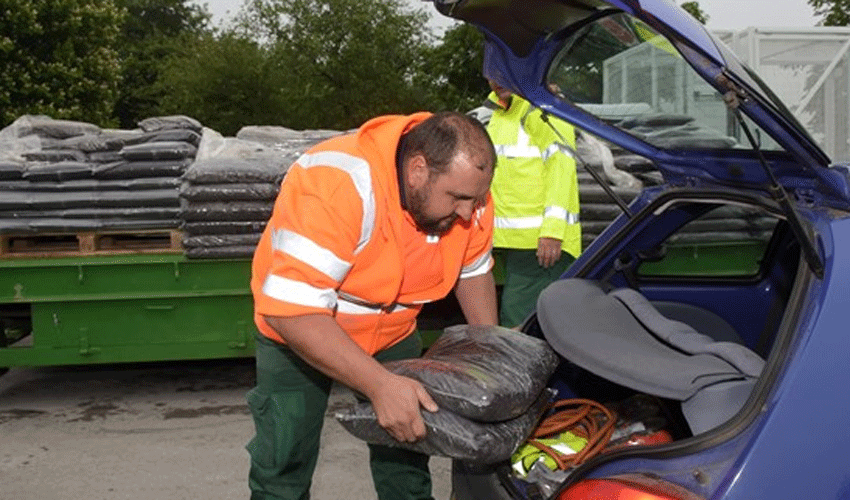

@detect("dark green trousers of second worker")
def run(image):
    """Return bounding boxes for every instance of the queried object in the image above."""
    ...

[246,331,433,500]
[498,248,575,328]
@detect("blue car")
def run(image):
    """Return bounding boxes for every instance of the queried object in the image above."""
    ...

[429,0,850,499]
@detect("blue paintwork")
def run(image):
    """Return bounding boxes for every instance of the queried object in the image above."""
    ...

[720,218,850,500]
[432,1,850,499]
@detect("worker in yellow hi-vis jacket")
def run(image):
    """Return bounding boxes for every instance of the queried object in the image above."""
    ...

[485,79,581,327]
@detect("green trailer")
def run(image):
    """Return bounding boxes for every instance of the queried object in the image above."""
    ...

[0,254,257,370]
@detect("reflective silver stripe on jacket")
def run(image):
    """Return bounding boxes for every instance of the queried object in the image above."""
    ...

[262,274,337,309]
[494,143,540,158]
[297,151,375,254]
[495,215,544,229]
[460,249,493,279]
[496,210,579,230]
[336,292,416,315]
[271,228,351,282]
[544,206,580,224]
[541,143,566,162]
[493,124,539,159]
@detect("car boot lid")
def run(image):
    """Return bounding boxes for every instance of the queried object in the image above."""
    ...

[431,0,850,210]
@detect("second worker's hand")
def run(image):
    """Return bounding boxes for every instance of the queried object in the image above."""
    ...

[367,372,438,443]
[537,237,562,268]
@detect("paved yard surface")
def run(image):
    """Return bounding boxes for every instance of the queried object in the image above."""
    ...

[0,359,450,500]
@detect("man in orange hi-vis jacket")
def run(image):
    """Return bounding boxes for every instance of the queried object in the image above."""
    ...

[248,111,499,500]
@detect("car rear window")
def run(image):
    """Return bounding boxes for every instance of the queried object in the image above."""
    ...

[546,12,784,152]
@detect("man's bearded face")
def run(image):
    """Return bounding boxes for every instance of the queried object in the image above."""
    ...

[407,176,458,235]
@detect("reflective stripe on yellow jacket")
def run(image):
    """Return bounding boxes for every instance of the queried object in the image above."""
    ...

[486,93,581,257]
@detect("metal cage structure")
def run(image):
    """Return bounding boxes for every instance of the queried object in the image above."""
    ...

[716,27,850,162]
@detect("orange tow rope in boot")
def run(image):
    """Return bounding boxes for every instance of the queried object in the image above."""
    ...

[525,398,617,470]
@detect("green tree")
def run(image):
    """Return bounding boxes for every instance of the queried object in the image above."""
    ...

[681,1,709,24]
[809,0,850,25]
[156,32,288,135]
[421,23,489,112]
[113,0,212,128]
[232,0,434,130]
[0,0,124,127]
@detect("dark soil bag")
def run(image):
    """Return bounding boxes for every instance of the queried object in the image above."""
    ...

[125,129,202,147]
[24,218,178,232]
[0,207,180,221]
[0,161,26,180]
[0,189,179,210]
[21,149,87,163]
[93,159,191,179]
[12,116,100,139]
[0,178,181,192]
[119,141,198,161]
[22,161,94,182]
[384,325,560,422]
[180,201,273,222]
[180,182,279,202]
[182,157,287,185]
[86,151,124,163]
[138,115,203,133]
[183,233,261,248]
[184,245,258,259]
[181,220,267,235]
[335,388,554,463]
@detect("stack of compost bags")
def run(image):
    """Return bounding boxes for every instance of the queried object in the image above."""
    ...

[179,126,342,259]
[618,113,738,150]
[573,130,650,249]
[575,122,772,248]
[335,325,560,463]
[0,114,200,234]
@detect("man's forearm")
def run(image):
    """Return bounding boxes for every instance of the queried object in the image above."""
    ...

[453,271,498,326]
[263,314,389,397]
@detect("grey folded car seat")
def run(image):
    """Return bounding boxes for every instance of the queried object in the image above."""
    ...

[537,278,764,435]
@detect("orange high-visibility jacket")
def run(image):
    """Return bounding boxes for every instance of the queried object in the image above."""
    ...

[251,113,494,355]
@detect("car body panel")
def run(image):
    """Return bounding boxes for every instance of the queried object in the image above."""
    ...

[722,217,850,499]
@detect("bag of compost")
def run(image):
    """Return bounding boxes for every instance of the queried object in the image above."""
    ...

[335,388,555,463]
[383,325,560,422]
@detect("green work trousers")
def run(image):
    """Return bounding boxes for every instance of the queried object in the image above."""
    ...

[498,248,575,328]
[246,331,433,500]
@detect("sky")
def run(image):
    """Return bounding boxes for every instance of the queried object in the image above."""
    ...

[698,0,820,30]
[195,0,823,32]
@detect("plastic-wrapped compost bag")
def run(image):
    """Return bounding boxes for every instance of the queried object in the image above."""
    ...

[384,325,560,422]
[335,389,555,463]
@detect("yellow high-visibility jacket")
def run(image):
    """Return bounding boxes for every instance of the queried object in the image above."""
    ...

[486,92,581,257]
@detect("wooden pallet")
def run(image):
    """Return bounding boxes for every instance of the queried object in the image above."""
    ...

[0,229,183,258]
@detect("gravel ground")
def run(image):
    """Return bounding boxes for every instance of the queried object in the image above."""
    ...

[0,359,450,500]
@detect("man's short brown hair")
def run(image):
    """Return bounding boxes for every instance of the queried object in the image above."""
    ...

[403,111,496,176]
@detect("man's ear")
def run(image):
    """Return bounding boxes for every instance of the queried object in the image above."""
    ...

[406,154,429,189]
